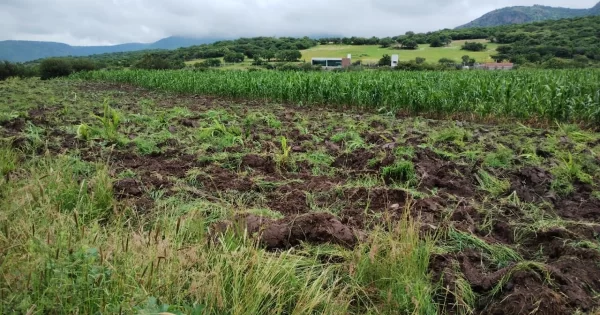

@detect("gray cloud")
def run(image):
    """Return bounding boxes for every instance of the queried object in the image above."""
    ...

[1,0,597,45]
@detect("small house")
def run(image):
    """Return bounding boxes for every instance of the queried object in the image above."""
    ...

[312,54,352,69]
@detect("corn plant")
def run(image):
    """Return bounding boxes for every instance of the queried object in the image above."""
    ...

[72,69,600,124]
[76,123,92,141]
[94,99,121,142]
[275,136,292,170]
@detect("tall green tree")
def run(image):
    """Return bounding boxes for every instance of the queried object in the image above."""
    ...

[378,54,392,66]
[276,50,302,62]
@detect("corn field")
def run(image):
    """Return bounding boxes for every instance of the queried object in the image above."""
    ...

[72,69,600,123]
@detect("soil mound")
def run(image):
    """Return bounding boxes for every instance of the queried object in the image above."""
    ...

[212,213,360,250]
[241,154,276,173]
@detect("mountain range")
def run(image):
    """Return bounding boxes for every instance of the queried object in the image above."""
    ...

[0,36,222,63]
[457,2,600,29]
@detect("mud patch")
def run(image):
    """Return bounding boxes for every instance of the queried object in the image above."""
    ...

[241,154,276,173]
[114,178,144,198]
[268,188,309,215]
[482,270,568,315]
[212,213,360,250]
[333,149,375,170]
[554,183,600,222]
[415,149,474,198]
[28,107,57,125]
[0,118,26,133]
[509,166,553,203]
[198,168,258,192]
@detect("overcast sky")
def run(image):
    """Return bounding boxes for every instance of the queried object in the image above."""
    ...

[1,0,598,46]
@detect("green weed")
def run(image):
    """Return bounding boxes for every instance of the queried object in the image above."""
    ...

[0,111,20,123]
[24,122,45,150]
[244,112,282,129]
[133,137,161,156]
[438,269,477,315]
[0,145,18,182]
[304,151,335,176]
[331,131,366,151]
[197,119,244,150]
[446,228,522,268]
[344,174,383,188]
[475,170,510,197]
[351,211,437,314]
[551,153,593,196]
[489,262,551,298]
[395,146,415,158]
[483,145,513,168]
[430,126,472,145]
[382,160,418,186]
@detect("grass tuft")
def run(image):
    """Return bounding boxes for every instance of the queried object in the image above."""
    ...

[475,170,510,197]
[382,160,418,186]
[446,228,522,268]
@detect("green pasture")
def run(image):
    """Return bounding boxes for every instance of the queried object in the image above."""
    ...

[301,40,499,64]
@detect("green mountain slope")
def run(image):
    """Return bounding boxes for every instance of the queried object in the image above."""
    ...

[457,2,600,29]
[0,37,221,62]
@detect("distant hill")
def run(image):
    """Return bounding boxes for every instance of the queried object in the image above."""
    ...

[457,2,600,29]
[0,36,222,62]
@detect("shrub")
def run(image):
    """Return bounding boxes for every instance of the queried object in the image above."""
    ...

[252,57,266,66]
[438,58,457,66]
[462,42,487,52]
[395,61,446,71]
[378,54,392,66]
[195,58,222,68]
[40,58,73,80]
[224,52,245,63]
[71,59,97,72]
[0,61,20,80]
[132,54,180,70]
[275,50,302,62]
[400,39,418,50]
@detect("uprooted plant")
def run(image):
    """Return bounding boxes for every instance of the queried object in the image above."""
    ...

[275,136,292,170]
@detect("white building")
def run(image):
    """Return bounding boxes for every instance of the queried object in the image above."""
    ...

[311,54,352,69]
[391,54,399,67]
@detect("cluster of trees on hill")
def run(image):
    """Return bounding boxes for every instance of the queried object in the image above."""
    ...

[317,34,452,49]
[22,37,315,70]
[1,58,101,81]
[489,16,600,64]
[0,61,38,80]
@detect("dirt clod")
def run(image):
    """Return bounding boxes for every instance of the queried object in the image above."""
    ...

[213,213,360,250]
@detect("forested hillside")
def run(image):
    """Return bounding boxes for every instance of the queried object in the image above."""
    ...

[457,2,600,29]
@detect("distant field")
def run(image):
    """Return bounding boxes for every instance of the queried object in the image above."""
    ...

[184,57,254,69]
[185,40,498,68]
[301,40,499,64]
